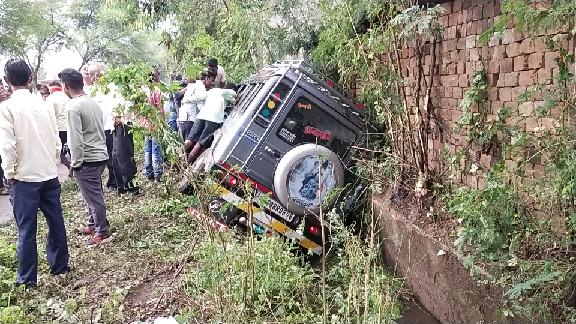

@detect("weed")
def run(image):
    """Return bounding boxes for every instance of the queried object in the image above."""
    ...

[0,305,28,324]
[185,234,319,323]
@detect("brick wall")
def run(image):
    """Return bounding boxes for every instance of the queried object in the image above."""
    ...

[396,0,574,189]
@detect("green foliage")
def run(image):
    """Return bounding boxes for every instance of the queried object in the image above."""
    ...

[98,287,130,323]
[68,0,166,69]
[455,69,489,143]
[187,235,319,322]
[186,227,402,323]
[38,298,80,323]
[107,0,320,81]
[0,240,17,306]
[504,266,563,301]
[0,241,29,323]
[448,2,576,319]
[0,306,29,324]
[449,170,524,260]
[355,149,400,194]
[326,216,403,323]
[157,196,199,218]
[498,260,576,320]
[548,145,576,204]
[454,69,512,151]
[312,0,401,89]
[390,5,445,43]
[0,0,68,83]
[97,64,183,162]
[313,1,446,191]
[480,0,576,44]
[448,172,576,321]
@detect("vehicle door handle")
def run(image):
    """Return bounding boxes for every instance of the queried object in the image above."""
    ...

[264,146,282,159]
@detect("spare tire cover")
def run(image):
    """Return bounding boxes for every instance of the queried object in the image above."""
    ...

[274,144,345,216]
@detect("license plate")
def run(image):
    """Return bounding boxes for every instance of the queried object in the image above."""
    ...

[254,192,295,223]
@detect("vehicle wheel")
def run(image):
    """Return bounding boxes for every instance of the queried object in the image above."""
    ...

[178,177,195,195]
[209,199,242,225]
[273,144,345,216]
[340,183,366,233]
[342,183,366,215]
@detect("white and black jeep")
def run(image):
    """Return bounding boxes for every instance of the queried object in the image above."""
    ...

[188,60,366,255]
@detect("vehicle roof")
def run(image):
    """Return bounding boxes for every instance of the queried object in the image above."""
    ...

[244,60,365,124]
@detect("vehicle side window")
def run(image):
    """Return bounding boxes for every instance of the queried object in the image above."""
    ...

[277,96,356,158]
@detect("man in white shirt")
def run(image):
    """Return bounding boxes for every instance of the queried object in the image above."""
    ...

[83,63,117,189]
[178,72,214,140]
[207,58,226,88]
[46,81,71,169]
[185,84,236,164]
[0,59,69,287]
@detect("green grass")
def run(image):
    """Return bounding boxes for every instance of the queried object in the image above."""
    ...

[0,170,404,324]
[0,172,200,323]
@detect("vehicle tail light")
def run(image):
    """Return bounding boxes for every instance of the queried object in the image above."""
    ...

[219,162,272,194]
[308,225,320,236]
[228,175,238,186]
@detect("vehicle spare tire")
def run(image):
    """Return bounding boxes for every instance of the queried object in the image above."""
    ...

[273,144,345,216]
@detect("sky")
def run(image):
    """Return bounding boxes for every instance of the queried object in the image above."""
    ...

[0,48,83,80]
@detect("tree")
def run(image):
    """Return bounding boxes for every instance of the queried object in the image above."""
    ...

[68,0,166,70]
[0,0,68,85]
[106,0,321,81]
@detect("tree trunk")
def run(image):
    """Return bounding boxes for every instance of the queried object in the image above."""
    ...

[79,57,89,71]
[33,55,42,90]
[32,70,39,90]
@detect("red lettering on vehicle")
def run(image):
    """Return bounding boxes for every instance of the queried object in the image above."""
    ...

[304,126,331,141]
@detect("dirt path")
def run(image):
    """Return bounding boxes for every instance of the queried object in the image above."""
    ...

[0,164,69,225]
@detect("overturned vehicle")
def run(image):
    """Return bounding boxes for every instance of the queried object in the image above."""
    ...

[187,61,366,255]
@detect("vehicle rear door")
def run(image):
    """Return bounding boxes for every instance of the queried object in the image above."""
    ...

[244,88,360,192]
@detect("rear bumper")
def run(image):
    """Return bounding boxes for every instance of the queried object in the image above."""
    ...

[193,181,323,255]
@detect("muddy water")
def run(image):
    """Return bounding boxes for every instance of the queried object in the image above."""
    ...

[398,299,440,324]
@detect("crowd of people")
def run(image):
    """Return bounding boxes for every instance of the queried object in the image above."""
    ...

[0,57,236,288]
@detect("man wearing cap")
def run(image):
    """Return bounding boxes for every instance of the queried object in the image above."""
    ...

[59,68,111,246]
[207,58,226,88]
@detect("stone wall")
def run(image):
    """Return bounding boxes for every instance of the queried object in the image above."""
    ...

[374,192,525,324]
[394,0,574,189]
[374,1,574,322]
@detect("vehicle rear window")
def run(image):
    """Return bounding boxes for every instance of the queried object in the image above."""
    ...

[277,96,356,158]
[256,82,292,123]
[237,83,264,114]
